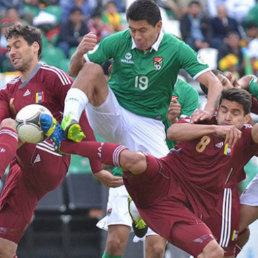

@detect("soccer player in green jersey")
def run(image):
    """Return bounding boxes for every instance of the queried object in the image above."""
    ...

[57,0,223,257]
[165,78,199,149]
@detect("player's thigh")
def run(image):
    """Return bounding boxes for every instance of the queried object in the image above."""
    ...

[170,219,214,257]
[121,108,169,157]
[239,204,258,231]
[205,187,239,256]
[0,165,38,243]
[106,186,132,227]
[86,88,125,143]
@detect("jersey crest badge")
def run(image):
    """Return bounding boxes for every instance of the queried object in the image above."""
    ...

[153,57,163,70]
[36,91,45,103]
[224,143,234,156]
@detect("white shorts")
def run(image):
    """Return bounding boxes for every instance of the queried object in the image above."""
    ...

[90,88,169,236]
[96,185,158,237]
[86,88,169,157]
[240,173,258,206]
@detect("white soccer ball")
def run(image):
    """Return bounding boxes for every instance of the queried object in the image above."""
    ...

[15,104,52,144]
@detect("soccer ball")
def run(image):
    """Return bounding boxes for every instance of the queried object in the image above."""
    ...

[15,104,52,144]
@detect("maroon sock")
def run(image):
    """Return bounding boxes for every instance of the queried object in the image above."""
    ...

[61,141,127,167]
[0,127,18,178]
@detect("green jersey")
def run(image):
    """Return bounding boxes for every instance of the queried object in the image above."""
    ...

[111,79,199,176]
[86,29,208,120]
[249,76,258,99]
[164,79,199,149]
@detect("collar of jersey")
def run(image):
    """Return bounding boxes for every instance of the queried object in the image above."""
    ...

[131,31,164,52]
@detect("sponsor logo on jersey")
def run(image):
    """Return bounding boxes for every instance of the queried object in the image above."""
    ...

[215,142,224,148]
[121,52,134,64]
[97,142,104,158]
[0,148,6,152]
[36,91,45,103]
[153,57,163,70]
[197,54,207,65]
[23,89,31,96]
[33,154,41,163]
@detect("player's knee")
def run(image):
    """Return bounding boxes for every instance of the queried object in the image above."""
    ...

[0,118,16,130]
[122,151,146,175]
[0,239,17,258]
[81,62,104,80]
[106,236,125,254]
[201,240,224,258]
[146,242,165,258]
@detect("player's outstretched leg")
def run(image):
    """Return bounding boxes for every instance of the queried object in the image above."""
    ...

[61,115,86,143]
[40,113,65,151]
[128,195,148,238]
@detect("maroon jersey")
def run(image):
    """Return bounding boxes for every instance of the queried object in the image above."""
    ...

[162,117,258,219]
[251,96,258,115]
[0,63,102,175]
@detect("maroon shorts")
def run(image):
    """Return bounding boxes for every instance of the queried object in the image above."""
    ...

[124,154,215,256]
[0,143,70,243]
[205,185,240,256]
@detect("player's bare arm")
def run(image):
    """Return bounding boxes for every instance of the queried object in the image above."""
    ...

[168,122,241,146]
[193,71,223,122]
[237,75,256,90]
[69,32,97,77]
[251,123,258,143]
[167,98,181,123]
[94,169,124,188]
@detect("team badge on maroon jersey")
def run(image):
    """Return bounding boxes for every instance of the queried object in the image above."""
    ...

[36,91,45,103]
[153,57,163,70]
[224,143,234,156]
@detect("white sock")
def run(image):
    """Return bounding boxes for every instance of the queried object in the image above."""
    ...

[130,200,141,220]
[63,88,88,122]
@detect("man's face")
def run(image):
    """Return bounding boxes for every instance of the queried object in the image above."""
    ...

[128,19,162,51]
[217,99,249,129]
[7,36,38,72]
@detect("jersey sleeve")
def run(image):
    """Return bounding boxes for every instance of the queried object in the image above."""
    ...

[177,41,210,79]
[79,111,102,173]
[0,87,11,121]
[85,32,122,64]
[248,76,258,99]
[175,79,199,117]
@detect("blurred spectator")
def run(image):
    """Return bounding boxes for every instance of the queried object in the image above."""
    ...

[57,7,89,57]
[173,0,206,17]
[211,5,241,49]
[60,0,96,22]
[102,1,124,32]
[153,0,181,19]
[217,32,244,78]
[87,10,113,43]
[0,18,11,72]
[225,0,255,24]
[245,22,258,75]
[180,1,212,51]
[244,2,258,27]
[6,8,26,25]
[0,0,24,18]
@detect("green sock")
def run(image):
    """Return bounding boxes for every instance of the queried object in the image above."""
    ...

[102,251,122,258]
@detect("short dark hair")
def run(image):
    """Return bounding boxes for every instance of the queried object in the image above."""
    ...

[188,1,202,7]
[5,24,42,58]
[200,69,223,95]
[126,0,161,26]
[219,88,252,115]
[70,7,82,15]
